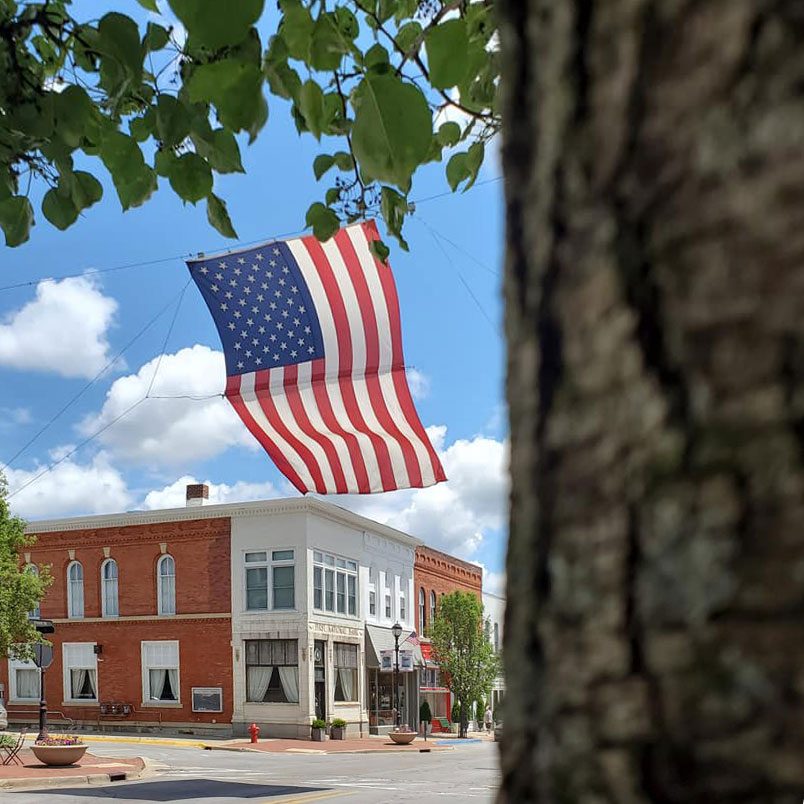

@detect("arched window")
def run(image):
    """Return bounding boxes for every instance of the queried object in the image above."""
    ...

[67,561,84,619]
[419,587,426,631]
[157,555,176,615]
[101,559,119,618]
[430,590,437,623]
[25,564,41,620]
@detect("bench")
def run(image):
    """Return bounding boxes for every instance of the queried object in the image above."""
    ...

[432,717,451,733]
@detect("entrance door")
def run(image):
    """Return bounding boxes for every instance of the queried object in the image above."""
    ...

[314,640,326,721]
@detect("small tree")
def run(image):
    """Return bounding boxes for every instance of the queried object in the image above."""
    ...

[0,472,51,659]
[430,591,498,738]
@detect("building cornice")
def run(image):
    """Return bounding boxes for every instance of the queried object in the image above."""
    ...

[25,496,422,549]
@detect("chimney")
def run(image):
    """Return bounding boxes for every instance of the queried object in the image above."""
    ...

[186,483,209,507]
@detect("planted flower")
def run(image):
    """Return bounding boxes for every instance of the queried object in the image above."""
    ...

[35,734,85,746]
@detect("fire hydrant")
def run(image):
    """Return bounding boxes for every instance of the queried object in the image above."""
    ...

[248,723,260,744]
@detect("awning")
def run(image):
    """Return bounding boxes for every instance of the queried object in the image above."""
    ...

[365,624,424,668]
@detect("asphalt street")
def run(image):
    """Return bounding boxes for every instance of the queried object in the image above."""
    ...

[3,739,500,803]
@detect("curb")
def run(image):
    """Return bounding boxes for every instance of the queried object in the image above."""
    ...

[0,755,150,791]
[202,743,454,755]
[77,734,208,749]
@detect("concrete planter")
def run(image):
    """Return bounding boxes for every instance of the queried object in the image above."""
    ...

[31,744,88,766]
[311,728,327,742]
[330,727,345,740]
[389,732,416,745]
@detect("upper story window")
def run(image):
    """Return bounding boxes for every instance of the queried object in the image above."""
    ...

[101,559,119,618]
[25,564,41,620]
[493,622,500,653]
[419,588,426,631]
[430,590,437,623]
[368,568,377,616]
[399,591,406,622]
[245,550,295,611]
[67,561,84,619]
[157,555,176,615]
[313,551,357,616]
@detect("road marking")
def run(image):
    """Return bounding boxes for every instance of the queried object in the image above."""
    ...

[260,790,348,804]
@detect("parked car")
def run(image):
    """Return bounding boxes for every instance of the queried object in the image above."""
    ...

[493,720,502,742]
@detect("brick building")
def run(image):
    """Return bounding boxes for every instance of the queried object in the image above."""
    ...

[413,546,482,728]
[1,496,233,734]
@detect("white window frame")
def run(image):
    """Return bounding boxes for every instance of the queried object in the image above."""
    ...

[141,640,180,706]
[244,549,296,612]
[430,590,437,623]
[101,558,119,618]
[312,551,358,617]
[67,560,84,619]
[399,590,406,623]
[8,657,41,702]
[63,642,98,704]
[419,587,426,631]
[157,555,176,616]
[25,564,41,620]
[368,568,377,617]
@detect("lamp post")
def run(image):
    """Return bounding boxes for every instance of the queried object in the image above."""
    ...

[391,622,402,728]
[31,619,54,742]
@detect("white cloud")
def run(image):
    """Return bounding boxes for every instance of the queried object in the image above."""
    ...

[6,452,131,519]
[0,407,31,426]
[0,276,118,378]
[477,564,506,597]
[141,475,283,510]
[80,344,254,466]
[406,368,430,401]
[326,427,509,560]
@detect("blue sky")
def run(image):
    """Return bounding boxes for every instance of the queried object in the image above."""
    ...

[0,3,507,591]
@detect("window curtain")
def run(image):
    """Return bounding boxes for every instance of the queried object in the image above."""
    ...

[16,669,39,699]
[104,577,119,616]
[160,574,176,614]
[278,667,299,703]
[248,666,272,702]
[71,668,96,698]
[149,669,167,700]
[69,580,84,618]
[167,669,179,700]
[338,669,355,701]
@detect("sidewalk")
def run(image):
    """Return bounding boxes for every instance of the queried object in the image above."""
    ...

[0,749,147,790]
[205,736,454,754]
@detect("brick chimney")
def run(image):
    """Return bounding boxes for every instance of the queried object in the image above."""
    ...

[186,483,209,507]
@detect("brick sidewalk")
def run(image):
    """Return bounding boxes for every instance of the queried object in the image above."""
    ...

[0,750,145,789]
[207,737,451,754]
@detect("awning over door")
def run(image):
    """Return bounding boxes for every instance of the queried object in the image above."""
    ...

[365,624,424,668]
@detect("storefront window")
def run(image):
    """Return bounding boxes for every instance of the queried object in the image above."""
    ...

[334,643,358,702]
[246,639,299,703]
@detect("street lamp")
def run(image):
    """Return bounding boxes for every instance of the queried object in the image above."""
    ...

[31,619,54,742]
[391,622,403,728]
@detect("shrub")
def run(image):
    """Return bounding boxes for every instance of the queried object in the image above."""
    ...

[0,734,17,748]
[451,701,461,723]
[330,718,347,728]
[419,701,432,722]
[311,719,327,730]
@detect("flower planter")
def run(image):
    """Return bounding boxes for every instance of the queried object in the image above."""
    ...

[330,727,345,740]
[311,728,327,742]
[31,744,88,766]
[389,731,416,745]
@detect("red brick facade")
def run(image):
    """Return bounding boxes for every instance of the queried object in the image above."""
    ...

[1,516,233,731]
[414,546,482,635]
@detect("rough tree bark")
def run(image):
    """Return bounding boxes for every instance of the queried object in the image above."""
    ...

[497,1,804,801]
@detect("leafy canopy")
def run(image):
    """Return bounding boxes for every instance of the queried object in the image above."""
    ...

[428,590,498,735]
[0,472,51,659]
[0,0,499,254]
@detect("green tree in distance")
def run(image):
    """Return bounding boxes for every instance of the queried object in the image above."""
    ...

[428,590,498,738]
[0,0,499,256]
[0,471,51,659]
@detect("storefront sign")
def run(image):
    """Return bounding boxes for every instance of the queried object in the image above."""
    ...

[379,649,414,672]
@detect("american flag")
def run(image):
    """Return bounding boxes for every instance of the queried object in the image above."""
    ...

[187,221,446,494]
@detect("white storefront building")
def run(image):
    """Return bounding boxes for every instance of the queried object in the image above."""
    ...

[230,498,419,738]
[482,590,506,720]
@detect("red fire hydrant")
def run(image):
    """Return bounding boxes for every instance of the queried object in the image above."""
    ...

[248,723,260,744]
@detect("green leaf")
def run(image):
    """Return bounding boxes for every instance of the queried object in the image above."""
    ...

[156,95,191,147]
[368,238,390,264]
[446,142,484,191]
[136,0,159,11]
[279,3,313,60]
[186,60,264,132]
[351,74,432,190]
[396,21,422,54]
[145,22,170,52]
[363,43,390,72]
[207,193,238,238]
[169,0,264,49]
[71,171,103,211]
[154,148,178,178]
[464,141,485,190]
[192,129,244,173]
[54,86,95,148]
[0,196,34,247]
[425,19,470,89]
[380,185,409,249]
[335,7,359,38]
[437,121,462,147]
[42,188,78,230]
[100,132,157,209]
[334,151,354,171]
[325,186,340,205]
[129,107,156,142]
[168,152,213,203]
[264,59,301,101]
[313,154,335,180]
[305,202,339,241]
[298,80,326,140]
[98,12,143,78]
[446,151,469,191]
[310,13,350,71]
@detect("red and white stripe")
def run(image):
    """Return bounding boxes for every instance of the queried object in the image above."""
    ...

[225,221,446,494]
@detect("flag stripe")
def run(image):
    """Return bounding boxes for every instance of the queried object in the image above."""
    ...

[362,221,446,483]
[333,229,424,488]
[288,239,382,491]
[225,375,309,493]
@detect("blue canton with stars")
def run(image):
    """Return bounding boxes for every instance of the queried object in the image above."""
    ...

[188,242,325,376]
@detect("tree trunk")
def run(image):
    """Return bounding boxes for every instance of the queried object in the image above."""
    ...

[497,1,804,801]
